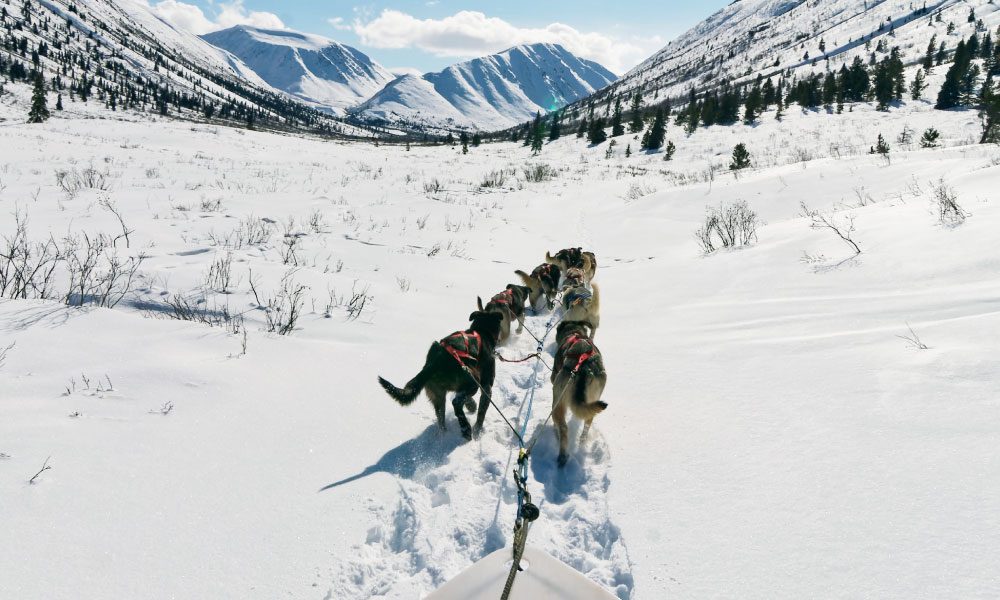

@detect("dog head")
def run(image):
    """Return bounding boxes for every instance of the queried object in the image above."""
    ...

[468,310,504,342]
[556,319,593,341]
[563,267,586,288]
[504,284,532,306]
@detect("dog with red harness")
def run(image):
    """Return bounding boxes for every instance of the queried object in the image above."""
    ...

[476,284,531,344]
[550,320,608,467]
[378,310,503,440]
[514,263,562,310]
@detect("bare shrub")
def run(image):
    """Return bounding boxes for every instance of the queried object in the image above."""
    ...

[522,164,555,183]
[204,253,235,294]
[695,200,760,254]
[0,212,61,300]
[800,202,862,256]
[897,322,929,350]
[479,170,508,189]
[62,233,147,308]
[932,179,967,226]
[249,270,307,335]
[208,215,273,249]
[423,179,443,194]
[55,165,113,196]
[308,209,329,234]
[163,293,244,334]
[396,276,411,293]
[625,182,657,201]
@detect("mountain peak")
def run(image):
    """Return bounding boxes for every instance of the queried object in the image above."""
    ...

[202,25,393,114]
[355,43,616,131]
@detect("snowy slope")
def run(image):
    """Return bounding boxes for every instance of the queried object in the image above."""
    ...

[2,66,1000,600]
[10,0,340,131]
[202,26,395,115]
[355,43,617,130]
[583,0,999,108]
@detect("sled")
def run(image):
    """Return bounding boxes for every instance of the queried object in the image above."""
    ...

[425,545,619,600]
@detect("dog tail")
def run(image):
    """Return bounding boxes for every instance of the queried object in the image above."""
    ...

[590,282,600,310]
[378,366,431,407]
[514,269,533,287]
[573,371,608,419]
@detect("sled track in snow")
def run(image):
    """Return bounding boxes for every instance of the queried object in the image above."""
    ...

[325,309,634,599]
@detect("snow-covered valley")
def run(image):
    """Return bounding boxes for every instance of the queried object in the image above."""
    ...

[2,72,999,600]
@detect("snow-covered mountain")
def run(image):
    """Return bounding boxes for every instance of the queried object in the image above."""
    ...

[5,0,349,132]
[354,43,617,131]
[582,0,997,108]
[202,25,394,115]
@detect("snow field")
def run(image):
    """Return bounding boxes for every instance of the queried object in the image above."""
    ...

[1,89,999,599]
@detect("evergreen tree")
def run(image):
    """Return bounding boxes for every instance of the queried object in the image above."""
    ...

[28,73,50,123]
[611,98,624,137]
[936,39,971,109]
[462,139,469,154]
[871,133,890,155]
[920,127,940,148]
[744,84,763,123]
[729,143,751,171]
[625,144,632,158]
[548,112,561,141]
[587,117,607,144]
[472,133,481,147]
[980,94,1000,143]
[923,34,938,71]
[530,118,544,154]
[56,93,64,111]
[822,72,837,109]
[960,64,982,106]
[460,131,469,147]
[910,69,928,100]
[936,41,947,66]
[642,108,666,151]
[576,118,588,138]
[663,140,676,161]
[873,57,896,110]
[629,91,644,133]
[525,113,540,146]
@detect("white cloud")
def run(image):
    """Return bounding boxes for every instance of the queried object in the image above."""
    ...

[327,17,352,31]
[142,0,285,35]
[352,10,656,74]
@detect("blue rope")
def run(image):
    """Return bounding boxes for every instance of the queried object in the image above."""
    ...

[513,308,562,515]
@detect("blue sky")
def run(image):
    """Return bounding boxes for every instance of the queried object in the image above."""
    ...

[147,0,730,74]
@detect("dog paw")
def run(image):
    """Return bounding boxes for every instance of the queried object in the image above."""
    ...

[472,424,485,439]
[460,427,473,441]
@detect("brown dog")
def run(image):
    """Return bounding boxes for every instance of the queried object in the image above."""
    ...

[514,263,561,310]
[477,284,531,344]
[378,311,503,440]
[546,248,597,281]
[550,320,607,467]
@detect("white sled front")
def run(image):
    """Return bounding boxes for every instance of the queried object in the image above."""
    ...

[425,545,619,600]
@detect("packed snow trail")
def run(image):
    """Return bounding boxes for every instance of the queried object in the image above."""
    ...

[323,305,633,599]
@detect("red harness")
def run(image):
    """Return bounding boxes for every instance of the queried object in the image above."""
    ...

[560,333,597,374]
[440,330,482,367]
[490,289,513,306]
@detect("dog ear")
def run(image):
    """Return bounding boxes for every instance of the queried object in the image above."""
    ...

[477,297,484,311]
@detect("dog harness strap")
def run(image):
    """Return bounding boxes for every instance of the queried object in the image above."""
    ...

[559,333,596,373]
[491,289,513,305]
[441,330,481,366]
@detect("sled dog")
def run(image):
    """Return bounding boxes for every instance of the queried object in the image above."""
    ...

[514,263,561,310]
[378,311,503,440]
[477,284,532,344]
[551,320,608,467]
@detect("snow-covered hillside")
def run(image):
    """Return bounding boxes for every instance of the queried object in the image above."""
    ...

[202,25,395,115]
[2,0,375,134]
[3,50,1000,598]
[582,0,998,108]
[355,43,617,131]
